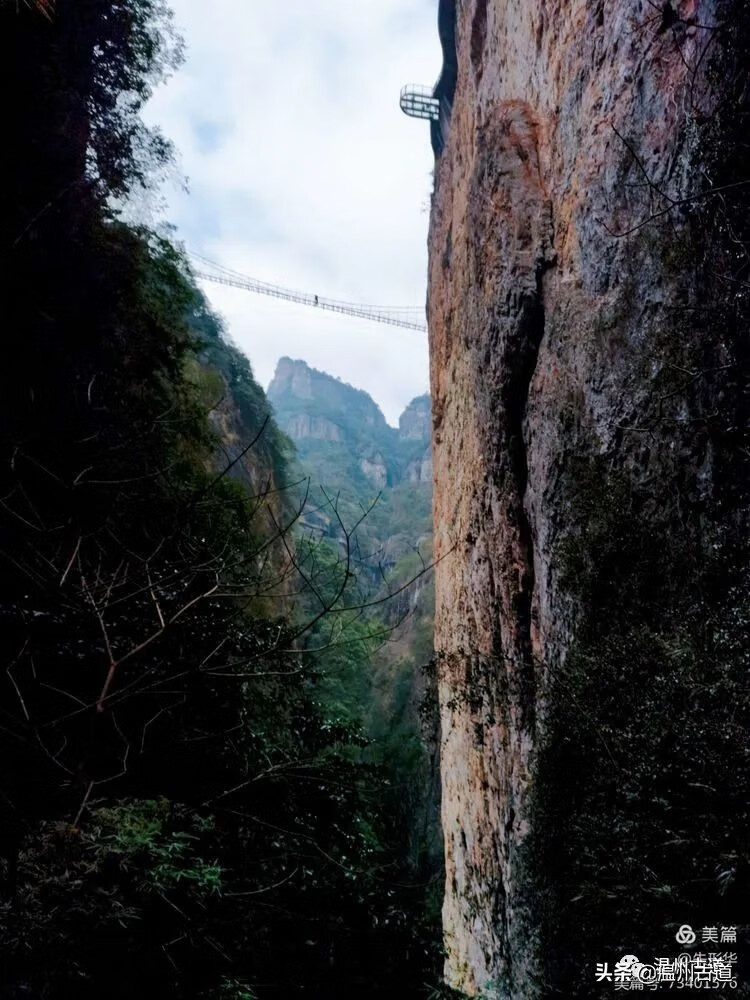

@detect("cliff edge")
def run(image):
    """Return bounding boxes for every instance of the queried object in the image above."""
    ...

[428,2,749,995]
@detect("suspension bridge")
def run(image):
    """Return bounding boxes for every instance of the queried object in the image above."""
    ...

[191,253,427,333]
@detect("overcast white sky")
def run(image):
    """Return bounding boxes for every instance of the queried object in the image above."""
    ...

[144,1,440,425]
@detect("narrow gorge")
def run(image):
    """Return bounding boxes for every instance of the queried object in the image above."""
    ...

[427,1,749,995]
[1,1,748,997]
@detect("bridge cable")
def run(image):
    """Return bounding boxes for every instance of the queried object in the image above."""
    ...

[190,253,427,333]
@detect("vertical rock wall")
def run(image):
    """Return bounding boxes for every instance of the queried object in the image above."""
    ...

[427,1,748,995]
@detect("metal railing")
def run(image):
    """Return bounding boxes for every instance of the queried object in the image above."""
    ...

[191,255,427,333]
[399,84,440,122]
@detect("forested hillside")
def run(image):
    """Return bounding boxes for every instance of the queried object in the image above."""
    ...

[267,357,441,877]
[268,357,433,586]
[0,3,443,997]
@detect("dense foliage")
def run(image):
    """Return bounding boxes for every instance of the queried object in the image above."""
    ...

[268,367,440,880]
[0,1,442,996]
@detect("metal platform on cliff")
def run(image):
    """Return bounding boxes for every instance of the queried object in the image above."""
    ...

[399,84,440,121]
[191,254,427,333]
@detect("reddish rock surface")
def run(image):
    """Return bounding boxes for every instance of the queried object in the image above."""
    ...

[427,1,743,993]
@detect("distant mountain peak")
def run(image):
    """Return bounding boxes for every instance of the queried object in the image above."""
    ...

[266,357,432,489]
[268,357,389,429]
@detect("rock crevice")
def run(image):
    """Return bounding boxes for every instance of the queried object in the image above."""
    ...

[427,2,747,994]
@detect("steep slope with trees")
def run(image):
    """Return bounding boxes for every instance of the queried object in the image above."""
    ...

[267,357,442,886]
[0,3,442,997]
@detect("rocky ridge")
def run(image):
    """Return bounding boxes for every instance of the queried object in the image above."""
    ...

[268,357,433,490]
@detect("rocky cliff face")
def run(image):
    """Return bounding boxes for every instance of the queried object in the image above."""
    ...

[428,2,749,995]
[268,357,432,489]
[269,357,389,441]
[282,412,343,442]
[399,393,431,441]
[400,395,434,483]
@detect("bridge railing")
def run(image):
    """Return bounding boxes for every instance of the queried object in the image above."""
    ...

[399,84,440,122]
[193,268,427,333]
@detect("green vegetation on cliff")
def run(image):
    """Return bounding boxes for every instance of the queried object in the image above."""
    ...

[267,356,441,889]
[0,2,442,997]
